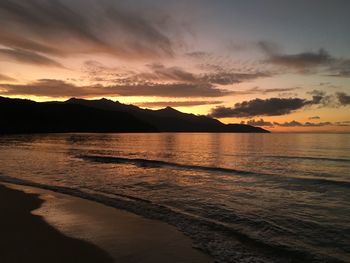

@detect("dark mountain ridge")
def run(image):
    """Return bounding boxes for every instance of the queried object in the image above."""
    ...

[0,96,269,134]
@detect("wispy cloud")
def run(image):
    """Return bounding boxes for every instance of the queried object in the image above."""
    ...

[84,61,270,87]
[136,100,222,108]
[231,86,299,95]
[0,48,63,67]
[0,73,15,82]
[0,0,174,62]
[0,79,232,98]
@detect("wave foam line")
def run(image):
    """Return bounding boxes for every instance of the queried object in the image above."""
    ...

[79,155,350,188]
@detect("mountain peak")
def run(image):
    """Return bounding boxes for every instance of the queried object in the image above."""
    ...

[164,106,177,111]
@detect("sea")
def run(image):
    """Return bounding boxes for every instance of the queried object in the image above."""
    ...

[0,133,349,263]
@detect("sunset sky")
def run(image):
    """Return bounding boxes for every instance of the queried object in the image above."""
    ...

[0,0,349,132]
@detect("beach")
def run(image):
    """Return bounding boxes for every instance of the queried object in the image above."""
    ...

[0,183,213,263]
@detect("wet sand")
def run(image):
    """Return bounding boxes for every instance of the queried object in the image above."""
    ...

[0,183,213,263]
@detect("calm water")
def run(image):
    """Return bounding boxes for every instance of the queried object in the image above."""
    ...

[0,133,349,262]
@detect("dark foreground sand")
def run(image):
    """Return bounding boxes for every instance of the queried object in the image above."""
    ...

[0,183,213,263]
[0,184,113,263]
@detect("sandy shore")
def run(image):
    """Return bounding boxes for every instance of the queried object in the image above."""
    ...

[0,183,213,263]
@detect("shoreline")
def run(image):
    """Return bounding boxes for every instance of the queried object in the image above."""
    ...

[0,183,113,263]
[0,183,213,263]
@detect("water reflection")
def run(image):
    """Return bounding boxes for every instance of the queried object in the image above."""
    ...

[0,133,349,261]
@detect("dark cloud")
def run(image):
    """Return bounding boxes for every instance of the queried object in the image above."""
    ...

[0,48,63,67]
[307,89,333,106]
[0,79,232,98]
[201,72,270,85]
[210,89,339,118]
[136,100,222,108]
[264,47,350,76]
[210,97,312,118]
[0,73,15,81]
[336,92,350,105]
[267,49,332,71]
[0,0,174,61]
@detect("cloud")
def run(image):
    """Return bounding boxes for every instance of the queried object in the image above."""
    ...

[209,89,340,118]
[327,60,350,77]
[109,83,231,97]
[0,0,174,61]
[264,47,350,76]
[308,116,320,120]
[245,118,346,128]
[256,41,281,55]
[335,121,350,126]
[210,97,314,118]
[185,51,210,59]
[336,92,350,105]
[0,79,94,97]
[307,89,333,106]
[245,119,273,127]
[138,65,270,86]
[200,72,269,85]
[0,79,232,98]
[83,61,271,89]
[273,121,332,127]
[0,73,15,81]
[231,86,298,95]
[136,100,222,108]
[141,63,197,82]
[267,49,332,71]
[0,48,63,67]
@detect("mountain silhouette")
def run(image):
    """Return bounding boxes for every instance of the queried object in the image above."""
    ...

[0,97,155,134]
[64,98,269,132]
[0,96,269,134]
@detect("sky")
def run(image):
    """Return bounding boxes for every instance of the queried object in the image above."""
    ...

[0,0,349,132]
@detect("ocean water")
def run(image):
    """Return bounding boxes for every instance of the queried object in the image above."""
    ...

[0,133,349,262]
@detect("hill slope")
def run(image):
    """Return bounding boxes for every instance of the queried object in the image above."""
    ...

[64,98,269,133]
[0,97,155,134]
[0,96,269,134]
